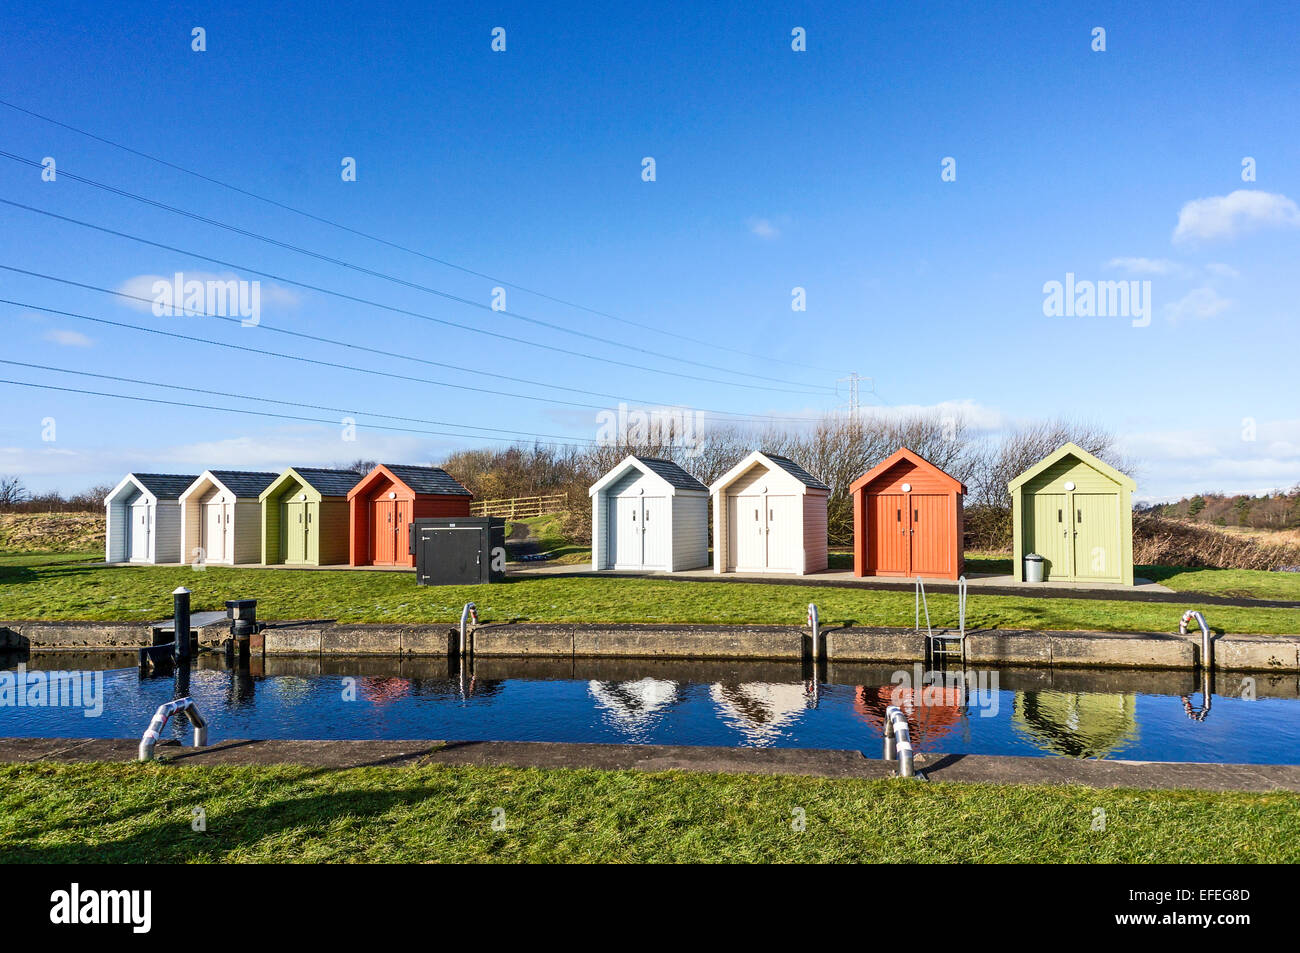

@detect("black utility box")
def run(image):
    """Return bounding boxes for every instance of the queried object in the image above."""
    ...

[409,517,506,585]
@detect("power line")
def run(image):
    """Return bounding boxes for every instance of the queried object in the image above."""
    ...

[0,357,624,446]
[0,97,838,375]
[0,150,834,392]
[0,197,833,398]
[0,375,618,450]
[0,269,829,426]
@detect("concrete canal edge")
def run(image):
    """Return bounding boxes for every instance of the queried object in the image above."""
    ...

[1,736,1298,793]
[4,619,1300,671]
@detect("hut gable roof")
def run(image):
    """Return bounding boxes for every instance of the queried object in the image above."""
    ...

[202,470,282,499]
[382,464,473,497]
[261,467,363,501]
[849,448,966,495]
[290,467,365,496]
[589,455,708,496]
[114,472,199,502]
[1008,442,1136,493]
[709,451,830,495]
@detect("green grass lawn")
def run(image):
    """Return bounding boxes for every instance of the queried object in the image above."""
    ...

[2,558,1299,634]
[1140,565,1300,601]
[1,761,1294,863]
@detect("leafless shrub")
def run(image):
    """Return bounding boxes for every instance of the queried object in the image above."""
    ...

[1132,513,1300,570]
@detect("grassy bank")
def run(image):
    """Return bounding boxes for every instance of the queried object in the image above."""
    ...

[2,557,1299,634]
[1,761,1295,863]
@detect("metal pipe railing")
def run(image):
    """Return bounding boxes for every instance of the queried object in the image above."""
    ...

[884,704,915,778]
[459,602,478,658]
[138,697,208,761]
[1179,609,1212,667]
[914,578,932,638]
[957,575,968,638]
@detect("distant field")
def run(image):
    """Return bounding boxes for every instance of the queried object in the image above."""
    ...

[0,512,103,554]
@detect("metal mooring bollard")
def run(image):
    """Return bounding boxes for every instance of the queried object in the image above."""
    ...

[173,587,191,662]
[807,603,820,663]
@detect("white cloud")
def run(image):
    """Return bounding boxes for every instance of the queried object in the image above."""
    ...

[1105,257,1186,276]
[1204,262,1240,278]
[747,218,780,240]
[43,329,94,348]
[0,427,445,490]
[1164,286,1234,322]
[115,272,301,315]
[1172,190,1300,243]
[1121,418,1300,501]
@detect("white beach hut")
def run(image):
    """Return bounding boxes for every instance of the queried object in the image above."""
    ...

[709,451,829,575]
[589,455,709,572]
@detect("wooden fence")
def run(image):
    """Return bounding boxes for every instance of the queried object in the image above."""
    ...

[470,493,567,520]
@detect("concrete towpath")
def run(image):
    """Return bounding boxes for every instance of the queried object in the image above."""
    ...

[2,737,1297,793]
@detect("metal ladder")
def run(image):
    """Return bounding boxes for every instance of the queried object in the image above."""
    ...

[916,576,968,666]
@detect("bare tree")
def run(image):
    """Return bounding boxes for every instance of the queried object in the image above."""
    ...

[0,474,29,510]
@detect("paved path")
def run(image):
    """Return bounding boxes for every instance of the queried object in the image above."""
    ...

[3,737,1297,792]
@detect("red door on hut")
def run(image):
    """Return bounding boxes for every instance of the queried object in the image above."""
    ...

[347,464,474,567]
[850,448,966,580]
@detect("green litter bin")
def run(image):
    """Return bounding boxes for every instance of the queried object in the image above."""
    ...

[1024,553,1045,583]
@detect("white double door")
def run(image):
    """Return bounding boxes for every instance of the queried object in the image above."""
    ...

[610,494,667,569]
[729,493,798,572]
[202,500,233,563]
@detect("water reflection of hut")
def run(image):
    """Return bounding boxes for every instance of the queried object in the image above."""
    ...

[710,682,809,746]
[359,677,412,704]
[854,683,964,752]
[1012,691,1138,758]
[588,678,680,732]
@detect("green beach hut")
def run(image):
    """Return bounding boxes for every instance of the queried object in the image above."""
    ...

[1009,443,1136,586]
[259,467,361,566]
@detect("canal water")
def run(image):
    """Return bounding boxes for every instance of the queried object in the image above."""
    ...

[2,652,1297,764]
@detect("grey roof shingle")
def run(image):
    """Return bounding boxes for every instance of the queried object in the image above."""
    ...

[206,470,282,499]
[762,453,830,491]
[292,467,364,496]
[131,473,201,500]
[633,456,707,492]
[382,464,473,497]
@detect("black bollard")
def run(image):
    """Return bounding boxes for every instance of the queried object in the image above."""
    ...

[173,587,191,662]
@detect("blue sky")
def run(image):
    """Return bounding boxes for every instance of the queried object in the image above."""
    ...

[1,0,1297,500]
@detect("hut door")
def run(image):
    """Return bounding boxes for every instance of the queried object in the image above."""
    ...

[372,499,397,563]
[764,496,798,571]
[284,501,307,563]
[130,501,151,561]
[1029,493,1070,579]
[869,493,908,573]
[1072,493,1118,581]
[640,497,666,568]
[612,496,642,567]
[203,501,228,563]
[728,495,766,571]
[394,499,412,563]
[909,495,949,576]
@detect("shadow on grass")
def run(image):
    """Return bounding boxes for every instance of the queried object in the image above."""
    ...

[0,780,464,863]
